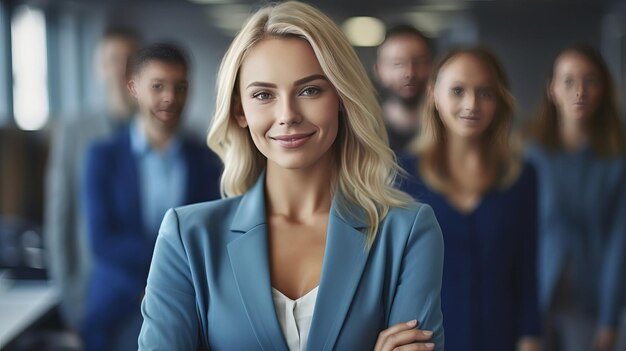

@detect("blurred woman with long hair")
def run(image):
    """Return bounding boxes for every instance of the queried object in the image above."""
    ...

[525,43,626,351]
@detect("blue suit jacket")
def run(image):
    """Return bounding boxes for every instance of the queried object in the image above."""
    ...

[80,127,221,345]
[399,156,540,351]
[139,174,445,350]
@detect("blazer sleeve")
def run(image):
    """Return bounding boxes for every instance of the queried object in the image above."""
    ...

[139,209,201,351]
[82,143,153,272]
[387,204,445,350]
[599,167,626,327]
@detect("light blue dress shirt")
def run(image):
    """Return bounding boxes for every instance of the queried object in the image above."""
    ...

[129,120,187,236]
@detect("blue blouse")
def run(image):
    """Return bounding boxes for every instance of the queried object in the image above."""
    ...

[399,156,541,351]
[526,143,626,327]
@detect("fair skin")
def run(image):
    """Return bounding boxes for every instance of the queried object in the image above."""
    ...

[235,37,434,350]
[235,37,338,300]
[375,34,431,132]
[433,54,498,213]
[127,61,189,150]
[434,54,541,351]
[96,36,138,119]
[550,52,616,351]
[550,52,603,152]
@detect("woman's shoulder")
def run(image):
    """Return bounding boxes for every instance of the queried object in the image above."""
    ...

[159,196,244,241]
[396,154,428,193]
[377,203,444,261]
[523,140,551,163]
[498,160,538,199]
[398,154,419,175]
[384,202,442,238]
[517,160,538,185]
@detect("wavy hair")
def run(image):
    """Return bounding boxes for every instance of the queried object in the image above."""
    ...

[206,1,412,246]
[525,43,626,157]
[412,46,521,193]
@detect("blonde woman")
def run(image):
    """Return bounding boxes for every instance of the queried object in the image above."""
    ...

[525,44,626,351]
[138,2,444,350]
[399,47,541,351]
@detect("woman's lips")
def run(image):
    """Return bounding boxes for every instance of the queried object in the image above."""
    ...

[271,132,315,149]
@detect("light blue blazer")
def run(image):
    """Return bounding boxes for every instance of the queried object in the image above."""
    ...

[139,174,444,350]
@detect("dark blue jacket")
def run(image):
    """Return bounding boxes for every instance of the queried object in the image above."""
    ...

[80,127,221,350]
[399,156,541,351]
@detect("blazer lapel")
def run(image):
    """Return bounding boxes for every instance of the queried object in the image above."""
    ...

[306,201,371,351]
[227,174,289,351]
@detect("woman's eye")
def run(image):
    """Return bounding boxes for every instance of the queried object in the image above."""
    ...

[451,87,463,95]
[152,84,163,90]
[252,91,272,100]
[478,88,493,98]
[300,87,321,96]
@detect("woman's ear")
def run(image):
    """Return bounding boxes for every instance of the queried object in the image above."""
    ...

[232,96,248,128]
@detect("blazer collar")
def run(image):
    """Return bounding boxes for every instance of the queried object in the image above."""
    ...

[230,172,368,232]
[227,172,372,350]
[230,172,268,233]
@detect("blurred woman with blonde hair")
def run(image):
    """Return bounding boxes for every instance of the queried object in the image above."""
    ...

[400,46,541,351]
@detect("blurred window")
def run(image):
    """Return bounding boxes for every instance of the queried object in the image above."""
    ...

[11,6,48,130]
[0,2,10,123]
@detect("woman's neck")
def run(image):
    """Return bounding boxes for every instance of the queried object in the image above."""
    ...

[445,133,484,170]
[559,117,589,151]
[444,132,495,199]
[264,156,334,223]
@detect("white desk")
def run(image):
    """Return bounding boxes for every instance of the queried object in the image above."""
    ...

[0,279,59,349]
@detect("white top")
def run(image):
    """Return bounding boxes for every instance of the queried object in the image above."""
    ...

[271,286,319,351]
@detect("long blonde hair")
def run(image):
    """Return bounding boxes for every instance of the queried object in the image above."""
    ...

[207,1,411,246]
[413,46,521,193]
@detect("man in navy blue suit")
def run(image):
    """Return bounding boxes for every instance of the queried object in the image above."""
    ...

[79,43,221,351]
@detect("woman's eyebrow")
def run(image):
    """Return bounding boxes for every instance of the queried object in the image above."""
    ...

[245,74,327,89]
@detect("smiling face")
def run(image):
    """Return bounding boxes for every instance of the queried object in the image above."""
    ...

[129,60,188,135]
[550,51,604,123]
[433,53,498,140]
[234,37,340,172]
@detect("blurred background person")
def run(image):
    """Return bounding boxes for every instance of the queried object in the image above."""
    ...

[374,24,432,155]
[79,43,221,351]
[400,47,541,351]
[43,27,139,332]
[525,43,626,351]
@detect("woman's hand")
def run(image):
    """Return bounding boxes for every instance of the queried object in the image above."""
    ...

[374,320,435,351]
[592,327,616,351]
[517,336,541,351]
